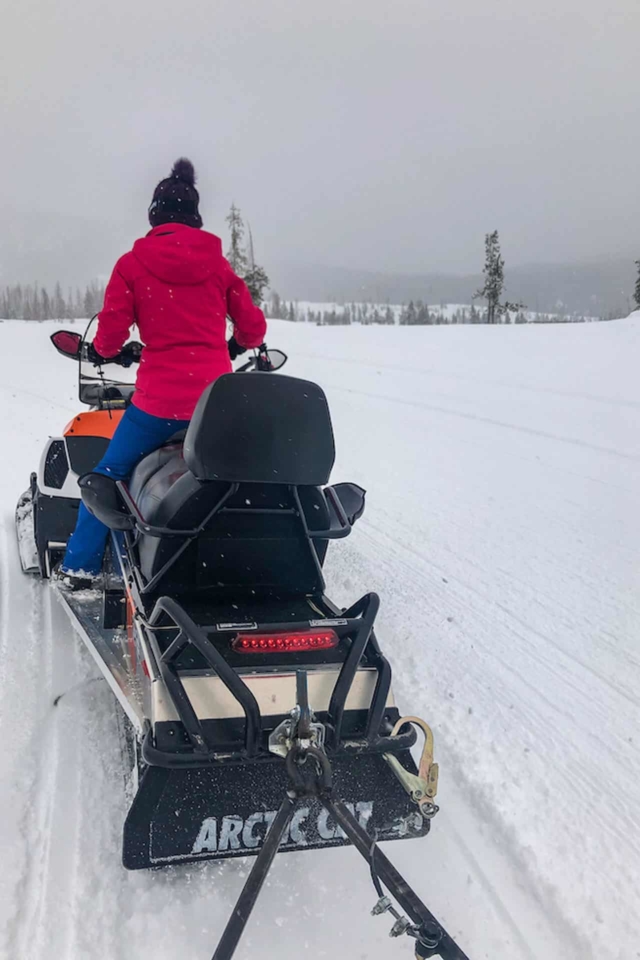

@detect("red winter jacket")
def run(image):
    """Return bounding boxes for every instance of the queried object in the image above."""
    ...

[93,223,267,419]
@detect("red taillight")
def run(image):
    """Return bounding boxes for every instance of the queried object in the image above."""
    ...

[232,629,339,654]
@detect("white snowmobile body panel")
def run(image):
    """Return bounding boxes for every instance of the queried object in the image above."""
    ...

[38,436,82,500]
[151,665,395,724]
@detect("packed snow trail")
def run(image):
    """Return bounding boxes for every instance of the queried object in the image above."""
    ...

[1,317,638,960]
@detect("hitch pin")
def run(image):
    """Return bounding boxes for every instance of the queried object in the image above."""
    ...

[383,716,439,819]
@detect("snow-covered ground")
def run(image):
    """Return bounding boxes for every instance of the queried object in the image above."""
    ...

[1,315,639,960]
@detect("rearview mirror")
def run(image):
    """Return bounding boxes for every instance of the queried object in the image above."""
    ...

[266,349,287,370]
[51,330,82,359]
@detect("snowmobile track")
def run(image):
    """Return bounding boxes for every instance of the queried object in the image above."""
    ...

[2,318,640,959]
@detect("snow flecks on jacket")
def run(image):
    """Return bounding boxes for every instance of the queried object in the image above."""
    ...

[93,223,266,420]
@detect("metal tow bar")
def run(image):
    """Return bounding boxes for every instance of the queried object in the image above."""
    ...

[383,716,440,820]
[209,677,470,960]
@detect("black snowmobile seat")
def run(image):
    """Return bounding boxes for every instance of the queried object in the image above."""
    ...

[125,374,337,595]
[83,373,364,598]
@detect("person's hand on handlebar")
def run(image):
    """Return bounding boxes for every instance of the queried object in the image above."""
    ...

[118,341,143,367]
[86,340,143,367]
[85,342,109,366]
[228,336,247,361]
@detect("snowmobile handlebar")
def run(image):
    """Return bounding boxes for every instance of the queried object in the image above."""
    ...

[50,329,287,374]
[85,341,143,368]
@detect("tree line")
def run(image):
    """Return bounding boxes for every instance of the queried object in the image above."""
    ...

[0,203,269,323]
[264,231,624,325]
[264,293,597,326]
[3,226,638,322]
[0,281,106,321]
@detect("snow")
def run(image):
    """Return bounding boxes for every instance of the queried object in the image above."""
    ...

[1,315,640,959]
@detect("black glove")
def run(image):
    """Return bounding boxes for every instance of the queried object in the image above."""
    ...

[85,342,110,366]
[117,341,143,367]
[228,336,247,361]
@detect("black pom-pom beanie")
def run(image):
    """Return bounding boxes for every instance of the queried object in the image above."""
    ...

[148,158,203,229]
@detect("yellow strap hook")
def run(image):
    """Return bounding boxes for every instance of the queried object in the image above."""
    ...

[384,716,439,820]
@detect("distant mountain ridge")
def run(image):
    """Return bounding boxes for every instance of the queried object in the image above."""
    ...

[268,258,637,318]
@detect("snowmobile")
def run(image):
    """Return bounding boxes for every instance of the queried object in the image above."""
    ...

[17,319,469,960]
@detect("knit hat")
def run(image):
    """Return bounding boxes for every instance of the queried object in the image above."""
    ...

[148,158,203,228]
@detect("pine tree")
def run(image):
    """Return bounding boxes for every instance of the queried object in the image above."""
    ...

[41,287,51,320]
[268,291,283,319]
[400,301,417,325]
[474,231,504,324]
[474,231,526,323]
[225,207,270,306]
[74,288,83,318]
[83,286,94,317]
[225,204,248,276]
[243,224,270,306]
[634,260,640,310]
[53,282,65,320]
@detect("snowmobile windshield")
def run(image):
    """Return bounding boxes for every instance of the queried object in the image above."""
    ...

[79,317,138,408]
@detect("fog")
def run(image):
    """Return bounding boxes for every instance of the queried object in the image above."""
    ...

[2,0,639,278]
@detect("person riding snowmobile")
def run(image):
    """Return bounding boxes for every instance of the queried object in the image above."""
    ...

[59,157,267,587]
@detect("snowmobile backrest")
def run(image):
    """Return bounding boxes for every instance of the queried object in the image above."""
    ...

[183,374,336,485]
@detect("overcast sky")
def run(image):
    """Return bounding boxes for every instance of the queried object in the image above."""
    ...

[2,0,639,274]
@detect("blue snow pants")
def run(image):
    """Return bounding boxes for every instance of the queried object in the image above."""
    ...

[62,404,190,575]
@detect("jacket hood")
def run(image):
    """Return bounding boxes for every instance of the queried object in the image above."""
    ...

[132,224,223,285]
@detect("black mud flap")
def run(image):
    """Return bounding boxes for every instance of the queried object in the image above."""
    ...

[123,751,429,870]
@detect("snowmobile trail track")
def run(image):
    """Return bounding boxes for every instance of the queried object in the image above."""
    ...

[2,318,640,959]
[0,523,126,960]
[326,532,589,960]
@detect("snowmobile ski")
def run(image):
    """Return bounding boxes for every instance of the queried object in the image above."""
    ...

[15,482,39,574]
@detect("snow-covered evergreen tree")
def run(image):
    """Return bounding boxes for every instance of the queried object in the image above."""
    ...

[41,288,51,321]
[634,260,640,310]
[243,224,270,306]
[400,301,417,325]
[52,283,66,320]
[225,204,248,276]
[474,231,504,324]
[225,206,269,306]
[474,231,525,323]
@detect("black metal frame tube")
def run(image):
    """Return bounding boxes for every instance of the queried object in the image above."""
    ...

[325,799,471,960]
[211,796,296,960]
[116,480,239,539]
[150,597,262,756]
[209,791,470,960]
[327,593,380,746]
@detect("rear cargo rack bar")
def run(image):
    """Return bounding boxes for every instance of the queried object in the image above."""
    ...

[147,597,262,756]
[326,592,380,747]
[141,592,405,766]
